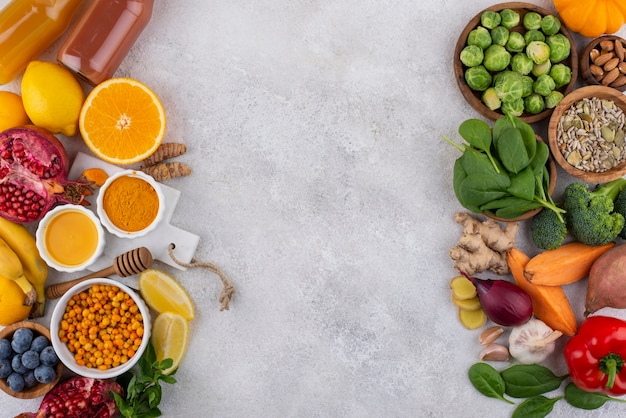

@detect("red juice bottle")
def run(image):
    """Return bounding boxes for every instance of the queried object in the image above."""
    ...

[57,0,153,85]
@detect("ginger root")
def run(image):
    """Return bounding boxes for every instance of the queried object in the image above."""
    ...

[141,161,191,182]
[450,212,519,275]
[141,142,187,167]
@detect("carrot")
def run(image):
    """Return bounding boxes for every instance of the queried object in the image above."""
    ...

[523,241,615,286]
[507,248,577,336]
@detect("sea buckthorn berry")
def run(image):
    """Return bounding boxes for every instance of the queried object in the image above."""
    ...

[57,284,144,371]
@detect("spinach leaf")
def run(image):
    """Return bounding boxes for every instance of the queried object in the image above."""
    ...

[494,127,530,174]
[512,396,563,418]
[485,199,542,219]
[515,118,537,160]
[564,382,626,410]
[452,159,471,209]
[530,141,549,177]
[458,119,500,172]
[468,363,513,404]
[507,166,535,201]
[457,174,509,209]
[501,364,567,398]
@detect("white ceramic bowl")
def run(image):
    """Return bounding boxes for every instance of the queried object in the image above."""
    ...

[36,205,105,273]
[96,170,165,239]
[50,278,152,379]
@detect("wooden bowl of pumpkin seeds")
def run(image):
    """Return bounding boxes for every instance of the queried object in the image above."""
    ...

[547,85,626,183]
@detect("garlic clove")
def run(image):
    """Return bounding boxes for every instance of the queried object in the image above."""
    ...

[479,325,504,345]
[479,343,510,362]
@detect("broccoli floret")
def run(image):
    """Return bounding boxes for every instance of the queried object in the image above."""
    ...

[562,178,626,246]
[614,186,626,240]
[530,207,567,250]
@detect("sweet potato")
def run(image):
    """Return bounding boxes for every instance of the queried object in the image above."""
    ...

[586,243,626,316]
[507,248,578,336]
[524,241,615,286]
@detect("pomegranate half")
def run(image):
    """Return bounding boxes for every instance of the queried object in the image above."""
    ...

[0,126,91,223]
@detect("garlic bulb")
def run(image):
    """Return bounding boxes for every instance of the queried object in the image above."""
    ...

[509,319,563,364]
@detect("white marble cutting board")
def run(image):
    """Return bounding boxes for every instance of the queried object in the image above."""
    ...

[68,152,199,271]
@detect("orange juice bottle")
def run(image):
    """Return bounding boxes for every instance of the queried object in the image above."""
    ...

[0,0,84,84]
[57,0,153,85]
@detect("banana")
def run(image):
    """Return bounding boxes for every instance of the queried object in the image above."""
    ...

[0,234,36,306]
[0,217,48,316]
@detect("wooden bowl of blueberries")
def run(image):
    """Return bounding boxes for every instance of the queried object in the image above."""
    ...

[0,321,63,399]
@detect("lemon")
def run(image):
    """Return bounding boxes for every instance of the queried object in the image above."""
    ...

[0,276,31,326]
[21,60,85,137]
[138,269,195,320]
[0,91,29,132]
[151,312,189,375]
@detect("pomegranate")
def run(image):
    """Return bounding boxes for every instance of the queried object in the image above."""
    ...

[0,126,91,223]
[16,376,123,418]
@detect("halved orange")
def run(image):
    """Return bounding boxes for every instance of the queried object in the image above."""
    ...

[79,78,166,165]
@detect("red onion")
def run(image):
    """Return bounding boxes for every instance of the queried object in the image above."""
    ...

[462,272,533,327]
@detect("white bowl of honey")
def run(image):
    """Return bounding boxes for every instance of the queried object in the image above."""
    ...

[35,205,106,273]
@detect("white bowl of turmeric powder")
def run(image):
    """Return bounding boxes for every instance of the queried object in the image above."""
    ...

[96,170,165,239]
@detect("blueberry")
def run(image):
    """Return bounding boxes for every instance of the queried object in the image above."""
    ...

[7,372,24,392]
[33,365,55,384]
[0,339,12,359]
[0,358,11,379]
[30,335,49,353]
[39,346,58,366]
[21,350,40,369]
[11,354,28,374]
[23,370,37,388]
[11,328,33,354]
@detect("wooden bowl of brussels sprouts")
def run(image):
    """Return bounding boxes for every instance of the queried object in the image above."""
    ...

[547,85,626,183]
[454,2,578,124]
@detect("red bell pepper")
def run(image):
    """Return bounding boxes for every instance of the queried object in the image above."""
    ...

[564,315,626,395]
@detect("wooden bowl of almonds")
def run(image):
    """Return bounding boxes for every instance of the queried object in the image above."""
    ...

[547,85,626,183]
[580,35,626,92]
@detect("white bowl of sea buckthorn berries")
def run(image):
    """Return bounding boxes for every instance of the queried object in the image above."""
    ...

[50,278,151,379]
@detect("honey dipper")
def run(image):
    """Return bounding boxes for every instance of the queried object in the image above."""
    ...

[45,247,154,299]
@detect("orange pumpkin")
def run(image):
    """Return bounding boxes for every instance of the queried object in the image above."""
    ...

[554,0,626,38]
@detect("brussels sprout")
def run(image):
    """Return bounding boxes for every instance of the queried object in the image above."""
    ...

[499,9,520,29]
[549,63,572,88]
[545,90,564,108]
[502,97,525,116]
[480,11,501,29]
[506,32,526,53]
[524,29,545,44]
[532,60,552,77]
[520,75,534,97]
[484,44,511,72]
[460,45,484,67]
[490,26,510,46]
[494,70,525,102]
[546,34,570,63]
[526,40,551,64]
[541,15,561,36]
[467,26,492,50]
[511,53,534,75]
[465,65,492,91]
[533,74,556,96]
[523,12,542,30]
[524,93,545,114]
[482,87,501,110]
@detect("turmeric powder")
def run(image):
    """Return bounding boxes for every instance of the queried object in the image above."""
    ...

[102,175,160,232]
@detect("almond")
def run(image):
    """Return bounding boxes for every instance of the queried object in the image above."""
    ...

[600,40,615,51]
[594,51,615,66]
[604,57,621,72]
[616,40,625,61]
[602,67,621,86]
[590,64,605,78]
[611,74,626,88]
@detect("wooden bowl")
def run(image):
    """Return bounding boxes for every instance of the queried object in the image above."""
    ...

[580,35,626,92]
[548,85,626,183]
[454,2,578,124]
[0,321,63,399]
[484,134,557,222]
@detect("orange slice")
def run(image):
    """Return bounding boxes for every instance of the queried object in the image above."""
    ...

[79,78,166,165]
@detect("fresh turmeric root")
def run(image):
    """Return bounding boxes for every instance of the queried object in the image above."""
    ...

[141,142,187,167]
[141,161,191,182]
[450,212,519,275]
